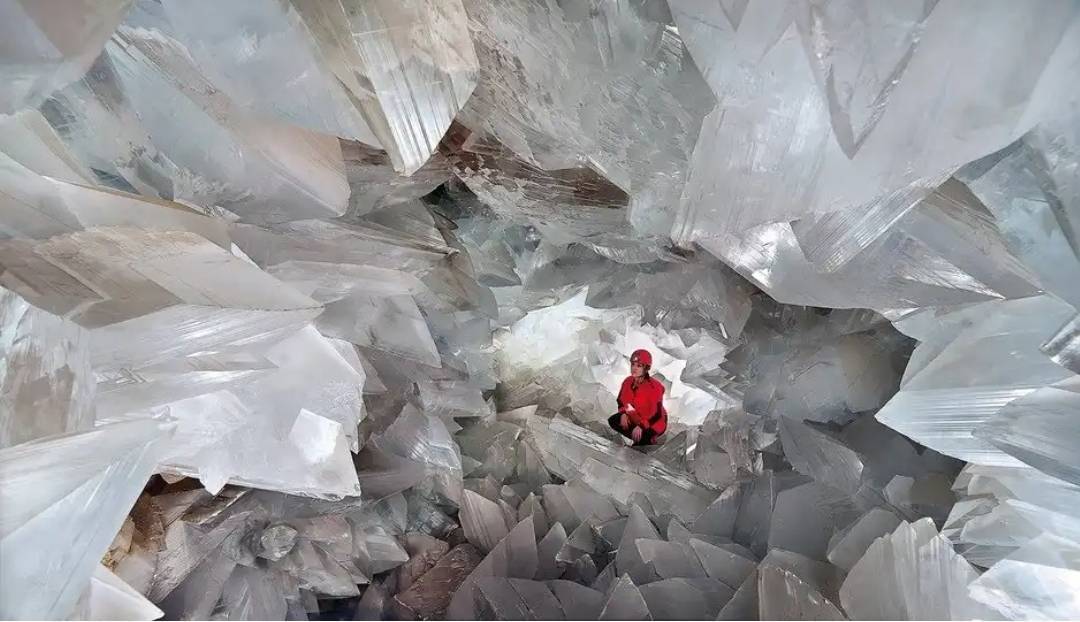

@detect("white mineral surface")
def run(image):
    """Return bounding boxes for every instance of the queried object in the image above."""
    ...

[1,0,1078,620]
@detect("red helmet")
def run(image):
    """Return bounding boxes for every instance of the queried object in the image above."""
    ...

[630,349,653,367]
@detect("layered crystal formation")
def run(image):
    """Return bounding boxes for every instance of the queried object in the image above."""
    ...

[878,295,1079,467]
[0,0,132,114]
[0,419,174,619]
[1,0,1079,620]
[670,1,1078,308]
[157,0,477,175]
[0,285,94,448]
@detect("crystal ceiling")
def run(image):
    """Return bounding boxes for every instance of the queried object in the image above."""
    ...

[1,0,1078,620]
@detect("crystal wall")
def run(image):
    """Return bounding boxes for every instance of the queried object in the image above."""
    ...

[1,0,1078,620]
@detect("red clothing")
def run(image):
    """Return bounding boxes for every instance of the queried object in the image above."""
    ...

[616,376,667,436]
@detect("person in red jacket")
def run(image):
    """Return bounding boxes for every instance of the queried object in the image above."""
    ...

[608,349,668,446]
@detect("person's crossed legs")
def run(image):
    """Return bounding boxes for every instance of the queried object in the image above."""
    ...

[607,412,659,446]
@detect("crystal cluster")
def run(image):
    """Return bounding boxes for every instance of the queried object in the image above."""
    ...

[1,0,1079,620]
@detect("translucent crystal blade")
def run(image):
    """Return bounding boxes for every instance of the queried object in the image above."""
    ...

[758,563,845,620]
[0,285,94,449]
[536,522,568,580]
[0,109,96,184]
[549,580,604,620]
[0,419,172,619]
[300,0,478,175]
[717,570,757,621]
[688,538,756,589]
[82,564,164,621]
[638,577,716,620]
[448,517,538,619]
[769,481,859,561]
[791,173,949,273]
[100,23,350,223]
[0,0,131,114]
[795,1,939,158]
[374,403,463,503]
[445,126,633,242]
[968,533,1080,619]
[526,415,716,523]
[733,472,775,557]
[4,0,1080,616]
[635,539,705,580]
[461,489,510,554]
[693,485,741,539]
[1043,314,1080,376]
[840,518,993,620]
[477,577,566,620]
[597,574,651,621]
[0,150,229,243]
[155,0,379,145]
[826,507,902,572]
[342,140,451,217]
[877,295,1077,465]
[779,416,864,495]
[946,464,1080,566]
[697,217,1038,310]
[459,0,712,240]
[319,293,441,367]
[671,0,1079,247]
[959,105,1080,310]
[6,227,321,370]
[977,382,1080,487]
[395,533,450,593]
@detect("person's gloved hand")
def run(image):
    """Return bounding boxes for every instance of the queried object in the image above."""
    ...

[630,426,643,444]
[619,413,630,430]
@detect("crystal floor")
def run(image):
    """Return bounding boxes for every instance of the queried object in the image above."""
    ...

[1,1,1078,620]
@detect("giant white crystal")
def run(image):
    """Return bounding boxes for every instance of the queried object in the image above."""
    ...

[101,22,350,223]
[968,532,1080,619]
[976,380,1080,487]
[0,285,94,448]
[527,415,716,524]
[3,227,322,371]
[0,150,229,243]
[879,295,1078,465]
[0,418,173,619]
[459,0,712,241]
[960,104,1080,310]
[671,0,1079,245]
[159,0,477,175]
[840,518,993,620]
[0,0,132,114]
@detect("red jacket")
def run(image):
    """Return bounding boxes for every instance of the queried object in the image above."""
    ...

[617,376,667,436]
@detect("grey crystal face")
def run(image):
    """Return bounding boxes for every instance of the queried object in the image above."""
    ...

[1,0,1079,620]
[257,523,299,562]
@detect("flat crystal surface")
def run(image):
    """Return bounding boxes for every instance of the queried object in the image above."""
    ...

[0,0,130,114]
[1,1,1079,619]
[0,419,173,619]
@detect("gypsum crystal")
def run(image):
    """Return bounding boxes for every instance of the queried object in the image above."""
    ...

[0,0,131,114]
[671,0,1077,250]
[0,418,173,619]
[459,0,712,241]
[878,294,1078,466]
[160,0,477,175]
[0,284,95,449]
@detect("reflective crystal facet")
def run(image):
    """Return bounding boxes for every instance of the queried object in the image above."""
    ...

[0,0,131,114]
[2,0,1079,618]
[0,419,172,619]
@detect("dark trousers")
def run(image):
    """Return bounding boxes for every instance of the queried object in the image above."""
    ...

[608,413,659,446]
